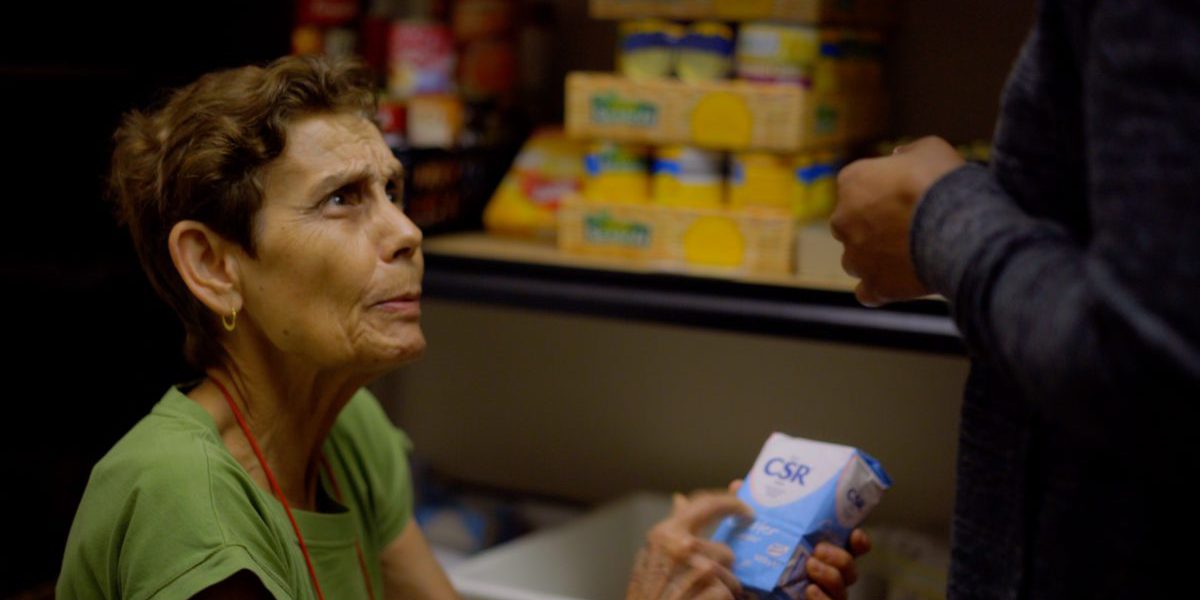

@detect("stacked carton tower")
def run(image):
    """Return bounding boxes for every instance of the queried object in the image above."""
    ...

[560,0,892,279]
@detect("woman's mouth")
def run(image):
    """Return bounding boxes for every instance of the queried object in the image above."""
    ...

[373,293,422,317]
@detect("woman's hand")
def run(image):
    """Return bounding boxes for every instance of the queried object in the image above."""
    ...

[727,479,872,600]
[804,529,872,600]
[626,490,752,600]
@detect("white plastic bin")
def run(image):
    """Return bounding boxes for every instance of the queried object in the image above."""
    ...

[449,492,672,600]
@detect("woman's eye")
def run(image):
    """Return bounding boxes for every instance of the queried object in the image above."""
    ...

[386,181,405,207]
[326,189,359,208]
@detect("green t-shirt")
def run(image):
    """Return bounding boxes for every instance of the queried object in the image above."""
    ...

[57,386,414,599]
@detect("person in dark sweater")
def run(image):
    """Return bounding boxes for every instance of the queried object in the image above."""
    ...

[831,1,1199,598]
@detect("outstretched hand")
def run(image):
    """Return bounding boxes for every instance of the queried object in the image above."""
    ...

[626,490,752,600]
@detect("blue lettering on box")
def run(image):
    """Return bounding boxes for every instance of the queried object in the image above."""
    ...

[764,458,811,485]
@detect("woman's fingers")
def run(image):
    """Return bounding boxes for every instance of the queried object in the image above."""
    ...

[813,542,858,586]
[673,491,753,532]
[805,582,834,600]
[690,554,741,595]
[627,489,752,600]
[695,538,735,567]
[690,581,737,600]
[669,555,739,600]
[849,529,872,557]
[806,553,847,600]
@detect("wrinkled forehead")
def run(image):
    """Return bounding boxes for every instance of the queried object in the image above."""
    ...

[267,112,401,190]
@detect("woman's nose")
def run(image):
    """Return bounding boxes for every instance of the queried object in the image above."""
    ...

[380,196,422,262]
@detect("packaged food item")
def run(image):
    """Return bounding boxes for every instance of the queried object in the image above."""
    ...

[810,151,839,218]
[559,197,795,273]
[296,0,359,26]
[483,128,587,238]
[813,29,843,93]
[568,73,824,152]
[792,153,838,221]
[377,96,408,149]
[729,152,793,211]
[676,21,734,83]
[591,0,895,25]
[653,145,724,209]
[584,141,651,203]
[711,432,891,600]
[735,23,819,87]
[454,0,518,101]
[292,26,325,55]
[388,21,456,98]
[408,93,464,148]
[617,19,682,80]
[459,38,518,100]
[452,0,514,41]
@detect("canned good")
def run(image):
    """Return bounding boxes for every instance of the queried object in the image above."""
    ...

[653,145,724,209]
[735,23,818,87]
[729,152,793,210]
[618,19,682,80]
[584,142,651,203]
[676,21,734,83]
[793,152,839,220]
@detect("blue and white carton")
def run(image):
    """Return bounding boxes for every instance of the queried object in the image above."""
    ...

[711,433,892,599]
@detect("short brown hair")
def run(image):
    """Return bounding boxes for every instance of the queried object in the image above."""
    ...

[109,55,378,368]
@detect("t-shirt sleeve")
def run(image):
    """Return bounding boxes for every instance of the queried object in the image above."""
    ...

[148,547,293,600]
[58,433,298,600]
[334,388,416,552]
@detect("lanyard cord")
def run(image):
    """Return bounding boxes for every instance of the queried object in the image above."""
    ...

[318,454,377,600]
[212,377,376,600]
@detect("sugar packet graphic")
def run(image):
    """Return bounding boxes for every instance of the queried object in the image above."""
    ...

[711,433,891,599]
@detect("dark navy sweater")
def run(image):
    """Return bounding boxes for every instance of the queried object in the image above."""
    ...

[910,1,1200,597]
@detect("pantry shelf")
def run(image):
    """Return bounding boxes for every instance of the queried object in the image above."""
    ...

[422,232,963,355]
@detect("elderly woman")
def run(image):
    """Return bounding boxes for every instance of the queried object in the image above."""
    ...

[58,56,865,599]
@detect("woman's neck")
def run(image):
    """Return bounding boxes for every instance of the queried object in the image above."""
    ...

[189,351,367,511]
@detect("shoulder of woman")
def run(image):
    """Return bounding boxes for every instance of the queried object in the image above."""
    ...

[64,400,298,599]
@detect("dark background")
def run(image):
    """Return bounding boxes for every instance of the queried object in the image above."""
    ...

[2,2,291,593]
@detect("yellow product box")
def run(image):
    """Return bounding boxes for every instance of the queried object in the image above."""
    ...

[566,72,846,152]
[559,195,793,274]
[558,196,666,261]
[661,206,794,274]
[483,128,587,239]
[590,0,893,25]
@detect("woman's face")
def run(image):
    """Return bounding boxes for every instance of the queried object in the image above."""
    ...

[238,111,425,373]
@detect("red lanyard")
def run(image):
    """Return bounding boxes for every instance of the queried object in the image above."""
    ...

[212,377,376,600]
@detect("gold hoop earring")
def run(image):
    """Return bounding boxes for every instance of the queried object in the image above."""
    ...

[222,307,238,332]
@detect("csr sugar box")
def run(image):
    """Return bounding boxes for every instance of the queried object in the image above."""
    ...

[711,433,891,599]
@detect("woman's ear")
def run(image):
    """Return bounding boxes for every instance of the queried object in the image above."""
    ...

[168,220,242,316]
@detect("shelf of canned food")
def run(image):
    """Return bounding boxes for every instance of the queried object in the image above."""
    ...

[425,3,959,354]
[589,0,895,25]
[421,232,962,355]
